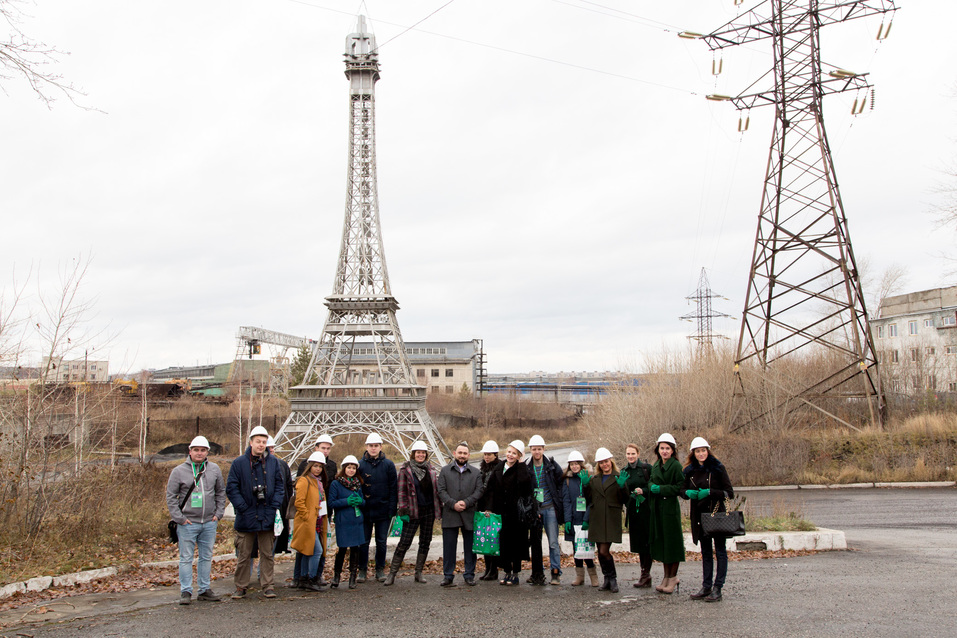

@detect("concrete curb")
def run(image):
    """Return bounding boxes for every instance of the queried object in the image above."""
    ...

[738,481,955,491]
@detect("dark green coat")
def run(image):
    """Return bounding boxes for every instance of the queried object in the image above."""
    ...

[621,461,652,554]
[584,472,627,544]
[647,457,685,563]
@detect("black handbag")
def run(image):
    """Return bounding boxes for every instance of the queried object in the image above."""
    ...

[168,482,196,544]
[700,508,746,537]
[516,494,541,530]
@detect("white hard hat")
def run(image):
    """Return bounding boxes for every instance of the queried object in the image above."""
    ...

[307,451,327,464]
[528,434,546,447]
[508,440,525,456]
[266,436,276,448]
[567,451,585,463]
[656,433,677,447]
[248,425,269,440]
[316,434,334,446]
[365,433,383,445]
[189,436,210,449]
[594,447,613,463]
[689,436,710,451]
[410,441,429,453]
[341,455,360,466]
[481,440,500,454]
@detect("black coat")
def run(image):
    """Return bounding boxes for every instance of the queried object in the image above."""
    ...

[485,461,533,563]
[621,460,652,553]
[681,455,735,545]
[477,458,501,511]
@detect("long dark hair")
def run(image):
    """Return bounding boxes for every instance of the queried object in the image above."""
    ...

[654,442,676,463]
[335,463,365,484]
[304,460,327,480]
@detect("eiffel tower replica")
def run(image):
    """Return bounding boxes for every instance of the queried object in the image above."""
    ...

[274,16,451,466]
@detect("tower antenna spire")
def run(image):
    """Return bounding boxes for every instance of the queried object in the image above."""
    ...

[274,15,451,465]
[697,0,895,431]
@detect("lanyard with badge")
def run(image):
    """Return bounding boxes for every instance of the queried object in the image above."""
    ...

[190,462,205,508]
[533,463,545,503]
[576,476,587,512]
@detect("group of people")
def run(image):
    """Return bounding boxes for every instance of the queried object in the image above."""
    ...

[166,427,735,604]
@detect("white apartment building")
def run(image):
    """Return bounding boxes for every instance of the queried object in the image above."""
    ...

[871,286,957,394]
[42,357,110,384]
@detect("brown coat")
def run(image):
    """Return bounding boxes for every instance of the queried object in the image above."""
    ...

[290,474,327,556]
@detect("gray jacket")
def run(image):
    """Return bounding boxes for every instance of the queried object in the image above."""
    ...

[166,460,227,525]
[437,461,484,530]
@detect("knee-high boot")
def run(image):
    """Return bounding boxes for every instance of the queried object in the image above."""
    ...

[414,551,428,583]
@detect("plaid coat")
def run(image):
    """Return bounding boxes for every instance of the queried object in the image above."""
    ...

[396,462,441,521]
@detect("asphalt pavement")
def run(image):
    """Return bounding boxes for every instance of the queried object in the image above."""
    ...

[3,487,955,638]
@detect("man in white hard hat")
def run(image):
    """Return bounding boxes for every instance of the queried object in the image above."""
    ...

[526,434,565,586]
[166,435,227,605]
[226,425,285,599]
[298,434,338,491]
[357,432,397,583]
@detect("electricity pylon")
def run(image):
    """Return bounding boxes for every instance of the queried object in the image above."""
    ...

[698,1,896,430]
[274,16,451,465]
[681,268,731,354]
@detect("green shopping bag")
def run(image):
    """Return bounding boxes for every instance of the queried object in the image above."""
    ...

[388,516,403,538]
[472,512,502,556]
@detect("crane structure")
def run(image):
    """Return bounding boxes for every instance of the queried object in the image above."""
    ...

[273,16,451,466]
[227,326,312,397]
[680,268,731,353]
[699,0,896,430]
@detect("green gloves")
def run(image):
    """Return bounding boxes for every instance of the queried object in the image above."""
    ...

[399,514,410,524]
[564,522,572,535]
[347,493,362,506]
[615,472,628,488]
[577,469,589,484]
[581,521,589,531]
[697,488,711,499]
[649,484,661,494]
[634,494,645,511]
[685,489,698,499]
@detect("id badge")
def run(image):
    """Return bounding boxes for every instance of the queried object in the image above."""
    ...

[576,496,586,512]
[190,491,203,508]
[319,500,328,517]
[534,488,544,503]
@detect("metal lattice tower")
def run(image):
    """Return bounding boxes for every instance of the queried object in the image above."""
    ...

[700,0,895,430]
[274,16,451,466]
[227,327,313,396]
[680,268,731,352]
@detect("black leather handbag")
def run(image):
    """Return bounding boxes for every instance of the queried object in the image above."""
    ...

[168,483,196,543]
[700,507,746,537]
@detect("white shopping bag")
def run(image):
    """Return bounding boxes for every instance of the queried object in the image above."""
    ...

[573,524,595,560]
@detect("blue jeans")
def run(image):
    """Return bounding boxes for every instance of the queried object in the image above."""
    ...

[177,520,217,594]
[701,534,728,588]
[293,532,323,580]
[442,527,475,580]
[530,507,562,575]
[359,518,390,573]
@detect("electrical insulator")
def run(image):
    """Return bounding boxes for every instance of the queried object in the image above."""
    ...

[712,58,723,76]
[738,115,750,132]
[870,88,876,111]
[876,19,893,41]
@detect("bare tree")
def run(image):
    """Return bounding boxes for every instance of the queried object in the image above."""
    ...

[1,0,81,106]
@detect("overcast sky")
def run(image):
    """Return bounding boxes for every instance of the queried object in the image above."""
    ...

[2,0,956,374]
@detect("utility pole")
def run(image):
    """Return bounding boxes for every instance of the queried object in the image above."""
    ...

[274,16,451,466]
[697,0,896,430]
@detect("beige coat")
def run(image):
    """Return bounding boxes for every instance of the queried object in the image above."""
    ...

[290,474,327,556]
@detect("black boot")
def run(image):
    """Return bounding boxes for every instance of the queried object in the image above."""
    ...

[303,577,325,592]
[608,577,619,593]
[348,567,358,590]
[331,572,341,589]
[705,586,723,602]
[598,577,610,591]
[414,552,428,583]
[690,586,713,600]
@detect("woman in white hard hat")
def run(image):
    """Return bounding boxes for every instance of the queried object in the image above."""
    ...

[682,436,734,602]
[646,433,685,594]
[384,441,441,586]
[291,451,328,592]
[328,456,366,589]
[477,440,502,581]
[561,451,597,586]
[483,440,533,586]
[584,447,628,593]
[621,443,654,588]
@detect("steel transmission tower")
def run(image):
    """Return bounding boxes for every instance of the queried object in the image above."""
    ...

[699,1,896,430]
[681,268,731,352]
[274,16,451,465]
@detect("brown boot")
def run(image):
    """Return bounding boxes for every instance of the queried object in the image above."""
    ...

[571,566,585,586]
[634,568,652,588]
[413,552,428,583]
[586,565,599,587]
